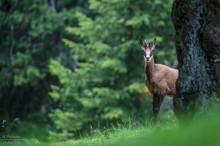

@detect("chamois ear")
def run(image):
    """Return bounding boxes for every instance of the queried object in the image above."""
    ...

[139,38,147,50]
[153,37,156,46]
[139,38,144,47]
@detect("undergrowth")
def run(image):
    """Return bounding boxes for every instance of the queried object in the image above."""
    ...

[3,104,220,146]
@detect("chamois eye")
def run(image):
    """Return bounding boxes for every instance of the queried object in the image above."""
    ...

[150,50,154,56]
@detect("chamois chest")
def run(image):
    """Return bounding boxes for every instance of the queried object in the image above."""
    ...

[145,81,154,94]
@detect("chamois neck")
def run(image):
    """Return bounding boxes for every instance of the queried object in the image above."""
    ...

[145,57,155,81]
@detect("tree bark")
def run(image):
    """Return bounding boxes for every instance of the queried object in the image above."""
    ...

[172,0,220,119]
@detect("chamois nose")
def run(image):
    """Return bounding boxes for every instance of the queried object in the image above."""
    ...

[146,57,150,61]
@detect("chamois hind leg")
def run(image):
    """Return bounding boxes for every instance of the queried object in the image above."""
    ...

[152,93,165,122]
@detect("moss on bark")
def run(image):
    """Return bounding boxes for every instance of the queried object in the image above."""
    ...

[172,0,220,119]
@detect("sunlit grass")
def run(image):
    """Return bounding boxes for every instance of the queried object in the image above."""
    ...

[23,121,176,146]
[20,110,177,146]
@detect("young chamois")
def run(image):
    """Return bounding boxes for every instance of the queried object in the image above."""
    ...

[140,38,178,121]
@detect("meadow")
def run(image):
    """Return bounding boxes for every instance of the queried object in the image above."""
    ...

[11,105,220,146]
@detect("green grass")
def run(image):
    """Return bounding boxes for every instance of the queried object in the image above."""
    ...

[3,109,220,146]
[22,122,176,146]
[11,111,177,146]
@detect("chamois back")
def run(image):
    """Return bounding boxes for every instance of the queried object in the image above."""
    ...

[152,64,178,96]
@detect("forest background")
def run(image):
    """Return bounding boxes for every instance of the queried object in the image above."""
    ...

[0,0,176,141]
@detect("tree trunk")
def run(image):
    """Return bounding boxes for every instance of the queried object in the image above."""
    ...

[172,0,220,119]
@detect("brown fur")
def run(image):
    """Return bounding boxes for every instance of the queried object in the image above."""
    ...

[145,58,178,121]
[145,58,178,96]
[140,38,178,121]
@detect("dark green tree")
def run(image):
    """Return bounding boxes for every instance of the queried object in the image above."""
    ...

[0,0,78,124]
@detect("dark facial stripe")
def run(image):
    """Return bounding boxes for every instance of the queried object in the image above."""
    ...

[150,50,154,57]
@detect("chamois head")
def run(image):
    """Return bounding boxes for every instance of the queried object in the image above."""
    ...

[140,38,156,62]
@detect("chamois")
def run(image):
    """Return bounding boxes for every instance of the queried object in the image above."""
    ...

[140,38,178,121]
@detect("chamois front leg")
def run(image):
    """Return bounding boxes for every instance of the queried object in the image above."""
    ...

[152,93,165,122]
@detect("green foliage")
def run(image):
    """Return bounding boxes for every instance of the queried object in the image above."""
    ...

[0,0,75,86]
[0,0,176,141]
[0,0,77,125]
[49,0,175,138]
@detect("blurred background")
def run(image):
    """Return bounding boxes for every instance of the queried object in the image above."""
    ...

[0,0,176,141]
